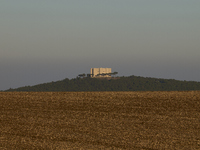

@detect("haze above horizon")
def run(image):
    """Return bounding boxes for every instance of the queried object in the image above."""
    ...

[0,0,200,90]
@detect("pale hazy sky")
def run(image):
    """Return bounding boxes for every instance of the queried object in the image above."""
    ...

[0,0,200,90]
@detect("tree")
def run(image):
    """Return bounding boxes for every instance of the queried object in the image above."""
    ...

[78,73,86,78]
[112,72,118,77]
[106,73,112,77]
[87,74,91,77]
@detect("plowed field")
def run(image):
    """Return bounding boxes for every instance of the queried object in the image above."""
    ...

[1,92,200,149]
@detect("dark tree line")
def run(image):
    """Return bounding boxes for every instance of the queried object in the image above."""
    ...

[78,72,118,78]
[6,75,200,92]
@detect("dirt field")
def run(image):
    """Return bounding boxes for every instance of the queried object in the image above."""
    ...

[1,91,200,149]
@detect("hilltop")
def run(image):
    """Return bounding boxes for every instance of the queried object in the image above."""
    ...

[5,75,200,91]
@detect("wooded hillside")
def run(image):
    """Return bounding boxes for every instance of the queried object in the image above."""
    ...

[6,75,200,91]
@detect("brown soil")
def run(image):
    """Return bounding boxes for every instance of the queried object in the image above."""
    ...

[1,91,200,149]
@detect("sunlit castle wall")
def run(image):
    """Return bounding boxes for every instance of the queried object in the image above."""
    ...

[90,68,112,78]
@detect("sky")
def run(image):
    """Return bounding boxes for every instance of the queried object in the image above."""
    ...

[0,0,200,90]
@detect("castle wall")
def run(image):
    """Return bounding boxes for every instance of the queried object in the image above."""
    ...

[90,68,112,78]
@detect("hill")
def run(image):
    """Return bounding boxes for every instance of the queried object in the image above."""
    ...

[5,75,200,91]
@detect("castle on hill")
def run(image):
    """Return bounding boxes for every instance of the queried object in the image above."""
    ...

[78,68,118,78]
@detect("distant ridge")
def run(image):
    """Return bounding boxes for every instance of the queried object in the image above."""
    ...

[5,75,200,91]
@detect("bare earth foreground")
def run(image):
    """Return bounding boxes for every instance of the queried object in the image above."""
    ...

[1,92,200,150]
